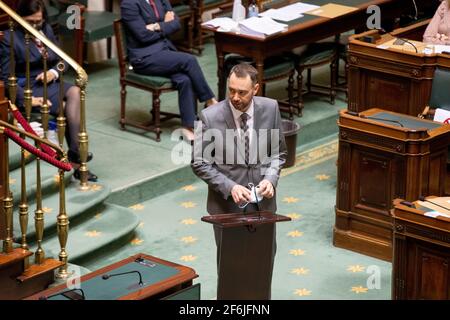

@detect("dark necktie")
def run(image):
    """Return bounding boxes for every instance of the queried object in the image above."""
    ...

[240,113,249,165]
[147,0,160,20]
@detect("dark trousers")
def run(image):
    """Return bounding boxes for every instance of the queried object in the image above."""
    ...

[133,49,215,128]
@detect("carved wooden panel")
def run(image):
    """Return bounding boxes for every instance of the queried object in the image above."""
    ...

[365,71,410,114]
[416,245,449,300]
[355,150,391,212]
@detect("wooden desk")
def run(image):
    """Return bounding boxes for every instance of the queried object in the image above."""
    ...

[203,0,438,97]
[335,108,450,261]
[391,198,450,300]
[348,19,450,116]
[25,253,199,300]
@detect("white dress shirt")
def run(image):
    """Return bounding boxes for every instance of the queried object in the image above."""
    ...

[229,100,254,145]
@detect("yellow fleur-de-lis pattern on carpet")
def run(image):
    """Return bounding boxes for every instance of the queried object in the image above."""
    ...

[113,139,390,299]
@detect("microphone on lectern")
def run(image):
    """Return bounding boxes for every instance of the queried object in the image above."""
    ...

[39,288,86,300]
[102,270,144,286]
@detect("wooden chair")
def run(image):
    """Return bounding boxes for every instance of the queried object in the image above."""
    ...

[170,0,201,54]
[54,0,119,65]
[114,19,179,142]
[293,41,338,117]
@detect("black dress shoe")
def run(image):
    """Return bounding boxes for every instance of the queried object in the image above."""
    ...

[68,150,93,164]
[73,168,98,182]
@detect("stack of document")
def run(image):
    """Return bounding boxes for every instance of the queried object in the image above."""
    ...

[259,2,319,21]
[201,17,239,32]
[18,121,44,137]
[239,16,288,38]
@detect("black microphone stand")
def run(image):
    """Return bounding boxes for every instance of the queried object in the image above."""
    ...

[39,288,86,300]
[102,271,144,286]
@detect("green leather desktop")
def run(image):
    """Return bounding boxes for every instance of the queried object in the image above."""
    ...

[26,254,199,300]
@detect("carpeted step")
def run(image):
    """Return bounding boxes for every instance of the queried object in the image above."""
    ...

[29,203,140,262]
[12,182,111,243]
[9,160,73,207]
[8,140,37,171]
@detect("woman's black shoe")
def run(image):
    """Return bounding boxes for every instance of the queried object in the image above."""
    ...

[68,150,93,164]
[73,168,98,182]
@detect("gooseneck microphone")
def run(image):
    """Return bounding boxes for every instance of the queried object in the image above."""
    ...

[419,196,450,213]
[39,288,86,300]
[102,270,144,286]
[377,27,418,53]
[346,110,404,127]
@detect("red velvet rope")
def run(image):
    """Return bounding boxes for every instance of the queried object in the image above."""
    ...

[4,128,73,171]
[11,108,57,158]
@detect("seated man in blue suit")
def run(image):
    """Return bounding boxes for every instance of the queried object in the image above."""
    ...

[120,0,217,141]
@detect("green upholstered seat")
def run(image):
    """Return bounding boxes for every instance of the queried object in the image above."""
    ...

[125,72,173,90]
[223,54,295,80]
[263,56,295,79]
[296,43,337,66]
[429,68,450,111]
[172,4,191,16]
[57,11,119,42]
[45,3,60,25]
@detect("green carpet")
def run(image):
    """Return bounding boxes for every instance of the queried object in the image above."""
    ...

[79,140,392,300]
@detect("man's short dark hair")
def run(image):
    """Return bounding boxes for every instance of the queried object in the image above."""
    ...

[229,63,258,85]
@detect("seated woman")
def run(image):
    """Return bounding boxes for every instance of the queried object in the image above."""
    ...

[120,0,217,141]
[0,0,97,181]
[423,0,450,45]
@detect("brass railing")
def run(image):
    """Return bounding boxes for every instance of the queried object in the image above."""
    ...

[0,0,90,279]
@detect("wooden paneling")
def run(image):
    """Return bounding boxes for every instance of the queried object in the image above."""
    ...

[348,20,450,116]
[392,200,450,300]
[335,109,450,261]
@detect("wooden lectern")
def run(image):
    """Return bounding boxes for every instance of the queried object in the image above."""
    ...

[335,108,450,261]
[347,20,450,116]
[391,198,450,300]
[202,211,290,300]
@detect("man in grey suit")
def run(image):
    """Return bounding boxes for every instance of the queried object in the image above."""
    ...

[191,64,287,299]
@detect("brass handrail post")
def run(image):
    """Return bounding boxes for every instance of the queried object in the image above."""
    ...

[41,48,49,138]
[7,19,17,105]
[57,62,66,149]
[2,127,13,253]
[55,160,69,279]
[34,143,45,264]
[19,31,32,251]
[76,76,89,190]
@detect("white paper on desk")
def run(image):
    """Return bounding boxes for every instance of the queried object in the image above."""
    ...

[239,16,288,38]
[201,17,239,32]
[432,44,450,54]
[424,210,450,218]
[259,8,303,22]
[286,2,320,14]
[433,108,450,123]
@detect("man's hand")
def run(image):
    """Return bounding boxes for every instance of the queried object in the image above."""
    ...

[164,11,175,22]
[146,23,160,31]
[32,96,52,107]
[231,185,252,205]
[35,71,56,83]
[258,179,274,199]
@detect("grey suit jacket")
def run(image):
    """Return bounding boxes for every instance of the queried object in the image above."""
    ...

[191,96,287,214]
